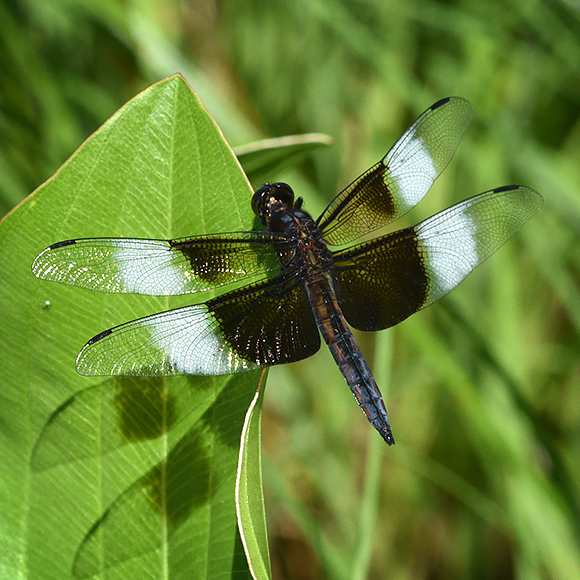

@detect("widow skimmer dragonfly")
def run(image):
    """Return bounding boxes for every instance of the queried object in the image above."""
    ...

[32,97,542,445]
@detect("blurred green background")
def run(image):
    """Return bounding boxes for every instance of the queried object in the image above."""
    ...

[2,0,580,578]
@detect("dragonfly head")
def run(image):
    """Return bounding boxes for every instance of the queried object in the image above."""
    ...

[252,182,295,228]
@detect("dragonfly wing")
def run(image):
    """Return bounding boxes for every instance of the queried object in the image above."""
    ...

[32,232,287,296]
[76,273,320,376]
[332,185,543,330]
[318,97,474,245]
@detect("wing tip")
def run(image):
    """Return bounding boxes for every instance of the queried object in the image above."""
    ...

[32,240,78,277]
[75,330,114,376]
[492,184,544,212]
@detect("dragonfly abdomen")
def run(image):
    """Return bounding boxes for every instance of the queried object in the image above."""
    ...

[303,271,395,445]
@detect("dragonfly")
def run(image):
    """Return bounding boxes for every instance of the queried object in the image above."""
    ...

[32,97,543,445]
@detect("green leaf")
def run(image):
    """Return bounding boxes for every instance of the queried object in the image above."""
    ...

[235,133,333,187]
[0,75,268,579]
[236,373,272,580]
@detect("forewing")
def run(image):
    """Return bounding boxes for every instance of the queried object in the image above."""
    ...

[76,273,321,376]
[32,232,287,296]
[332,186,543,331]
[318,97,474,245]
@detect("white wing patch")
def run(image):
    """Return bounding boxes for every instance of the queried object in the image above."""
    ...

[146,306,258,375]
[113,240,185,295]
[416,199,478,298]
[386,134,437,213]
